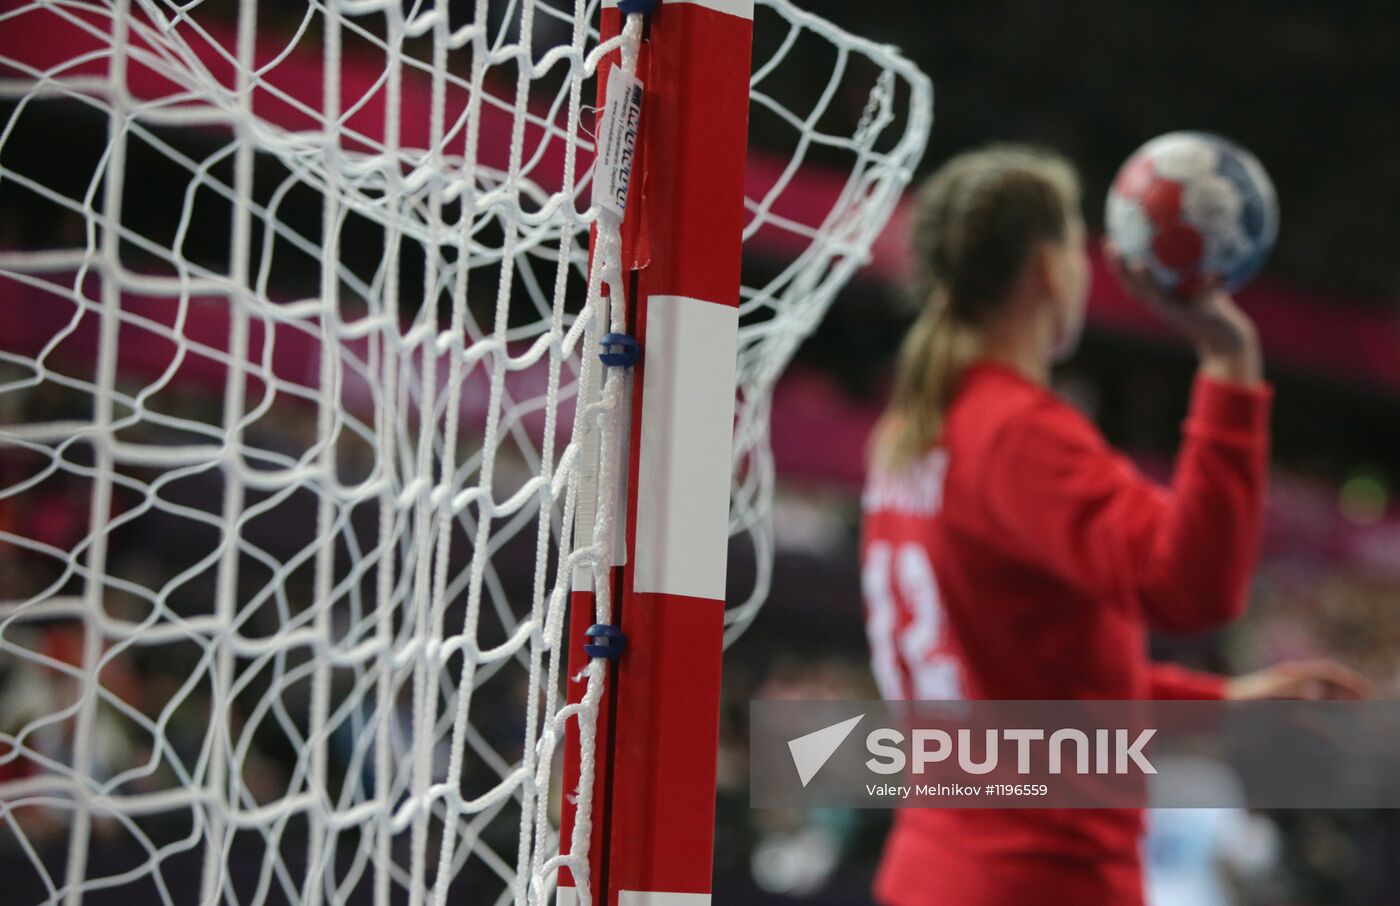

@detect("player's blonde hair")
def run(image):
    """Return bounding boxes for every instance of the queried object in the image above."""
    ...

[873,144,1080,471]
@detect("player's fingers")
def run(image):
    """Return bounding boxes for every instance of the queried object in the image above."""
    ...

[1316,666,1372,700]
[1129,262,1176,302]
[1102,239,1133,286]
[1280,660,1373,700]
[1102,239,1149,292]
[1102,240,1196,321]
[1110,256,1153,299]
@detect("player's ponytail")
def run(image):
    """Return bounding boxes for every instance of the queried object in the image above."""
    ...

[873,145,1079,472]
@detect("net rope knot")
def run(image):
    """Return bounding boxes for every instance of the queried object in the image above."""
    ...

[0,0,931,902]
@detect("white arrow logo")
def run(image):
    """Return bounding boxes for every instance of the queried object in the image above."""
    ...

[787,714,864,787]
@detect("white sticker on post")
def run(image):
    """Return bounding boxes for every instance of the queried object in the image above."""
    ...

[592,66,644,220]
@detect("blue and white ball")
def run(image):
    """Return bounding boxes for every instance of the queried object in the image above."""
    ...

[1105,131,1279,297]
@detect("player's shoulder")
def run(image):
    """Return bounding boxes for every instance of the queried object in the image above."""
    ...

[947,362,1103,460]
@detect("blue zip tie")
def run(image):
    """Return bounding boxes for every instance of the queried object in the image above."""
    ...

[584,623,627,660]
[618,0,660,14]
[599,332,640,368]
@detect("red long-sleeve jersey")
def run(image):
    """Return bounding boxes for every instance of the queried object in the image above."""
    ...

[860,361,1271,905]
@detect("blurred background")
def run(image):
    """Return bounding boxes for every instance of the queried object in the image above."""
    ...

[2,1,1400,904]
[716,2,1400,904]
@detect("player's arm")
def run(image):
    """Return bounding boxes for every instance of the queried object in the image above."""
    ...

[1148,662,1226,700]
[1149,659,1373,701]
[1109,254,1273,631]
[980,374,1269,633]
[1131,373,1271,631]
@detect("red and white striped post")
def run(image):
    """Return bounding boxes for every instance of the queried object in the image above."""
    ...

[559,1,753,904]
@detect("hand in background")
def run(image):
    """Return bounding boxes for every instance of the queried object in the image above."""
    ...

[1225,659,1373,701]
[1104,238,1263,388]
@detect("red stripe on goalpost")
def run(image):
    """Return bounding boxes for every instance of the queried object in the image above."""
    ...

[560,1,752,903]
[611,0,753,898]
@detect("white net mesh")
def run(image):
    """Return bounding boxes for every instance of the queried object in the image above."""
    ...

[0,1,929,903]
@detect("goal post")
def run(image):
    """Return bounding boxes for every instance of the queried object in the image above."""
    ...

[557,2,753,903]
[0,0,931,902]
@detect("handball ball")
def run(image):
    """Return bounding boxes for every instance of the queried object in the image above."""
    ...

[1105,131,1278,297]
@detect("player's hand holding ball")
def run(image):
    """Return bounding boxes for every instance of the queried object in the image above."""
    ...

[1106,139,1372,704]
[1105,132,1279,388]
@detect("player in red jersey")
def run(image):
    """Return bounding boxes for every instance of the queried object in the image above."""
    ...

[861,146,1368,905]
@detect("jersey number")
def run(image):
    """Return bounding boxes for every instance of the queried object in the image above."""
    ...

[862,541,963,701]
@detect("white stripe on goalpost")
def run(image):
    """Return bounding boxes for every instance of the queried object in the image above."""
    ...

[631,295,740,602]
